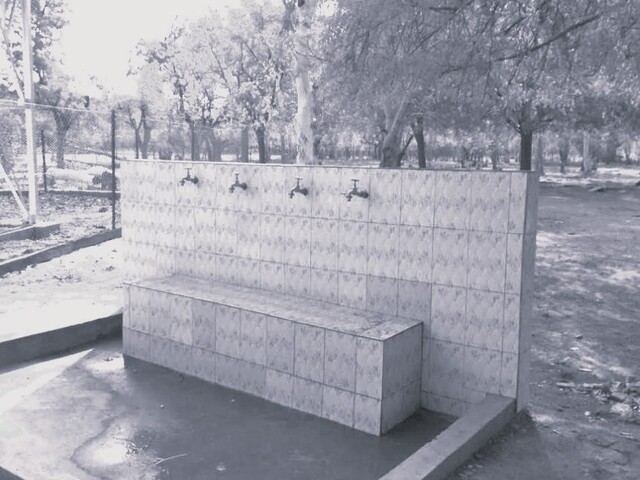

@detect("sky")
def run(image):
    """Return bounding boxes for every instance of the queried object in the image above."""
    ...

[58,0,235,95]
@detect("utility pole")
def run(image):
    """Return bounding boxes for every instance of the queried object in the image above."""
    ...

[23,0,38,224]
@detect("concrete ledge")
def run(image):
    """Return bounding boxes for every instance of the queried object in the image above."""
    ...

[0,311,122,369]
[0,222,60,242]
[0,228,122,277]
[380,394,516,480]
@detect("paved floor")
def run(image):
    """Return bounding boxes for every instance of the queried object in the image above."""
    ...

[0,340,453,480]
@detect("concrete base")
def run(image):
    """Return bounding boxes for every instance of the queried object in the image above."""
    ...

[0,228,121,277]
[0,222,60,242]
[380,394,516,480]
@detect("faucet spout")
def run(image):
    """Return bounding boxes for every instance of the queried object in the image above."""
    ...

[344,179,368,201]
[230,173,247,193]
[179,168,198,186]
[289,177,309,199]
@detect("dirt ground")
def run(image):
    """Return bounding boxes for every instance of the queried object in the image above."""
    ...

[452,183,640,479]
[0,192,119,263]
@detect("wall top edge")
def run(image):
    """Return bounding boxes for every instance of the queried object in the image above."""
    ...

[122,159,539,175]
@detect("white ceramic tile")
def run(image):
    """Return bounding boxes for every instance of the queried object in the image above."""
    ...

[240,310,267,365]
[237,213,261,259]
[339,168,370,222]
[235,258,261,289]
[503,293,521,353]
[122,328,149,361]
[467,232,506,292]
[310,218,339,271]
[215,305,241,358]
[505,233,523,294]
[338,272,367,310]
[322,386,355,427]
[338,221,368,275]
[265,369,293,407]
[465,290,504,351]
[400,170,436,226]
[310,269,338,304]
[432,228,468,287]
[427,340,465,399]
[323,331,357,391]
[292,376,323,416]
[284,265,311,298]
[366,276,398,316]
[195,164,216,209]
[266,316,295,374]
[517,349,531,411]
[397,280,431,330]
[398,226,433,282]
[354,394,381,435]
[168,340,193,376]
[434,170,471,230]
[285,166,313,216]
[155,162,176,205]
[193,347,216,383]
[235,164,260,213]
[430,285,466,344]
[355,337,383,399]
[500,352,518,397]
[525,174,539,234]
[215,354,241,390]
[169,294,192,345]
[194,207,216,253]
[192,299,216,351]
[367,224,398,278]
[310,167,340,219]
[215,209,237,256]
[368,169,401,224]
[380,389,403,433]
[463,346,501,394]
[260,261,286,293]
[238,360,266,396]
[294,324,325,382]
[259,165,285,215]
[508,173,527,233]
[469,172,510,232]
[260,214,285,263]
[285,216,311,267]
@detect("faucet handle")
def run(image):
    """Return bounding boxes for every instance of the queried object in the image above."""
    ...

[351,178,359,188]
[186,168,191,177]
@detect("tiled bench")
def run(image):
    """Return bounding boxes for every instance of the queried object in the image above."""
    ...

[123,275,422,435]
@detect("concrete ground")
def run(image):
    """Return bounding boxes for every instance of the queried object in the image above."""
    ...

[0,339,453,480]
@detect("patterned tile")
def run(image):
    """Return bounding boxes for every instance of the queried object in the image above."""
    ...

[265,369,293,407]
[155,162,176,205]
[237,213,261,259]
[368,169,401,224]
[310,218,339,271]
[467,232,506,292]
[196,164,216,209]
[193,347,216,383]
[427,340,465,399]
[292,377,323,416]
[310,269,338,305]
[168,340,193,376]
[366,276,398,316]
[434,170,471,230]
[322,386,355,427]
[503,293,521,353]
[397,280,431,331]
[149,291,171,340]
[500,352,518,397]
[215,354,241,390]
[465,290,504,351]
[355,337,383,399]
[323,331,357,391]
[236,258,261,289]
[294,324,325,382]
[192,299,216,351]
[235,164,260,213]
[285,265,311,298]
[508,173,527,233]
[148,335,171,369]
[266,316,295,374]
[400,170,436,227]
[175,164,198,207]
[525,174,539,234]
[432,228,468,287]
[259,165,285,215]
[260,261,285,294]
[505,234,523,294]
[194,207,216,253]
[354,395,381,435]
[238,360,266,396]
[310,167,340,219]
[338,272,367,310]
[193,251,216,281]
[129,287,150,334]
[517,349,531,411]
[155,204,175,248]
[216,255,237,285]
[338,221,368,275]
[383,329,422,397]
[284,216,311,267]
[398,226,433,282]
[240,310,267,365]
[260,214,285,263]
[367,224,399,278]
[215,305,241,358]
[137,162,156,203]
[380,389,403,433]
[463,346,501,394]
[339,168,370,222]
[430,285,466,344]
[215,209,237,256]
[216,165,238,212]
[469,172,510,232]
[169,294,192,345]
[285,166,313,216]
[122,328,149,361]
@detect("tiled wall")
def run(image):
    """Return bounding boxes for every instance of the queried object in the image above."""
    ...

[120,161,538,417]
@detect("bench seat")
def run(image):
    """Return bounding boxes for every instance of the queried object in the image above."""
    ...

[123,275,423,435]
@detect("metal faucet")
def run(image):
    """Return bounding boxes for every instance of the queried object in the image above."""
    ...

[229,172,247,193]
[289,177,309,199]
[179,168,198,186]
[344,179,369,202]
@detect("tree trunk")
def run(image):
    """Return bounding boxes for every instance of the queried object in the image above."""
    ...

[535,134,544,175]
[256,126,267,163]
[141,107,151,159]
[558,136,570,174]
[55,130,66,168]
[519,129,533,171]
[134,129,140,159]
[412,115,426,169]
[582,131,592,174]
[380,98,410,168]
[292,0,316,165]
[241,127,249,162]
[280,134,287,163]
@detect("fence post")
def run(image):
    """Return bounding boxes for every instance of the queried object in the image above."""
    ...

[40,129,47,193]
[111,110,116,230]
